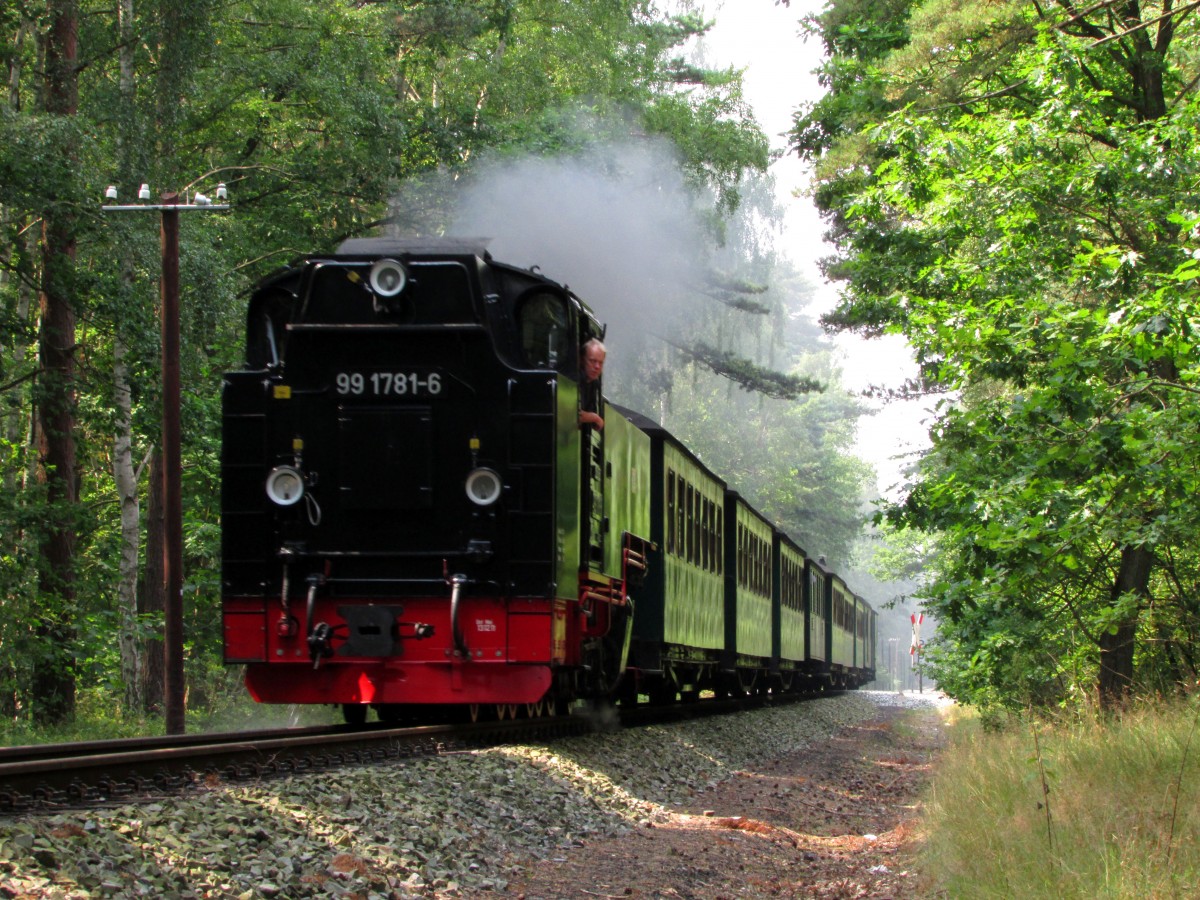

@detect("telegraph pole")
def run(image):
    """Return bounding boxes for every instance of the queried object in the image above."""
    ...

[102,183,229,734]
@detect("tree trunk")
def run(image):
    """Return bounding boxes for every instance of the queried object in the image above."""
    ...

[32,0,80,726]
[140,449,166,714]
[1097,545,1152,710]
[1091,6,1171,711]
[112,0,146,714]
[113,338,144,711]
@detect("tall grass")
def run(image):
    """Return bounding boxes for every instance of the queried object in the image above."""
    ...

[920,698,1200,898]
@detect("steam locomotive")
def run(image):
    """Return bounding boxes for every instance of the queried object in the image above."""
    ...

[221,238,876,724]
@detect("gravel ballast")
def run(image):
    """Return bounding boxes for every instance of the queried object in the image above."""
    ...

[0,692,940,898]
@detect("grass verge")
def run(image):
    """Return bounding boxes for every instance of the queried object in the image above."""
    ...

[920,697,1200,898]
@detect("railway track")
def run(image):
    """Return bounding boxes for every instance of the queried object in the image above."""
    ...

[0,691,822,813]
[0,712,588,813]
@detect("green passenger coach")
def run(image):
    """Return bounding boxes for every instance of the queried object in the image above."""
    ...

[776,531,809,690]
[725,493,774,692]
[619,407,727,703]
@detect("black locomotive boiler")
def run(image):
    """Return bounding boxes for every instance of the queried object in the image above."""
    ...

[220,238,875,723]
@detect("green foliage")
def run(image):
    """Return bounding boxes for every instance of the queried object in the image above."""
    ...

[0,0,782,730]
[660,249,873,568]
[678,341,824,400]
[796,0,1200,709]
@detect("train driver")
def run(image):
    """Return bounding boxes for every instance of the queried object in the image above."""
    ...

[578,338,606,430]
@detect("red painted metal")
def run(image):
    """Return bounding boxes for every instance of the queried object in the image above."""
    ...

[226,592,568,706]
[223,597,268,662]
[244,658,554,706]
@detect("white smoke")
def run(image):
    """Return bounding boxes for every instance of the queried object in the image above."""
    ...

[389,134,717,407]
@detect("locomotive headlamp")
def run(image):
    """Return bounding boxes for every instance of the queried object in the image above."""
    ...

[464,467,502,506]
[368,258,408,297]
[265,465,305,506]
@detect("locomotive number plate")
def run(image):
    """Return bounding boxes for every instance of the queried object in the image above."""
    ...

[334,370,443,398]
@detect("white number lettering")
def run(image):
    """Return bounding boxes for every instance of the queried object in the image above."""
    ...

[336,370,441,395]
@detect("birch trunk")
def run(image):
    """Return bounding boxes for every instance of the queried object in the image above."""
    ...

[112,0,144,713]
[113,339,143,711]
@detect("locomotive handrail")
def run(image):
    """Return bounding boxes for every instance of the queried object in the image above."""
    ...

[283,549,483,559]
[285,323,487,334]
[581,586,628,608]
[623,553,647,571]
[304,576,502,589]
[447,573,469,657]
[621,533,654,590]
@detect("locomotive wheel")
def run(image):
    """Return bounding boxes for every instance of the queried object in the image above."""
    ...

[614,673,640,707]
[579,603,633,698]
[375,703,424,725]
[342,703,368,726]
[375,704,402,724]
[713,671,739,699]
[647,678,676,705]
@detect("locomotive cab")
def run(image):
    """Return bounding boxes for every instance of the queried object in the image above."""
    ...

[221,238,648,722]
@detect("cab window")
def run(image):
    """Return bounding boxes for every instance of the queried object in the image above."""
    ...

[516,291,569,370]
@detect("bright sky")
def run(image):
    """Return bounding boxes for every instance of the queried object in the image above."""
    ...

[699,1,933,498]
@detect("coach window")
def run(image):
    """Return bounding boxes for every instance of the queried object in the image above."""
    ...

[746,528,754,588]
[710,508,720,578]
[711,502,719,572]
[702,498,712,571]
[677,474,686,559]
[750,530,756,588]
[750,535,759,593]
[517,292,569,370]
[708,500,715,571]
[686,487,694,564]
[745,531,753,591]
[667,470,676,555]
[684,483,694,563]
[734,525,744,588]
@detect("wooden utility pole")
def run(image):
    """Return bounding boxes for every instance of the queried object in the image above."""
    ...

[102,184,228,734]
